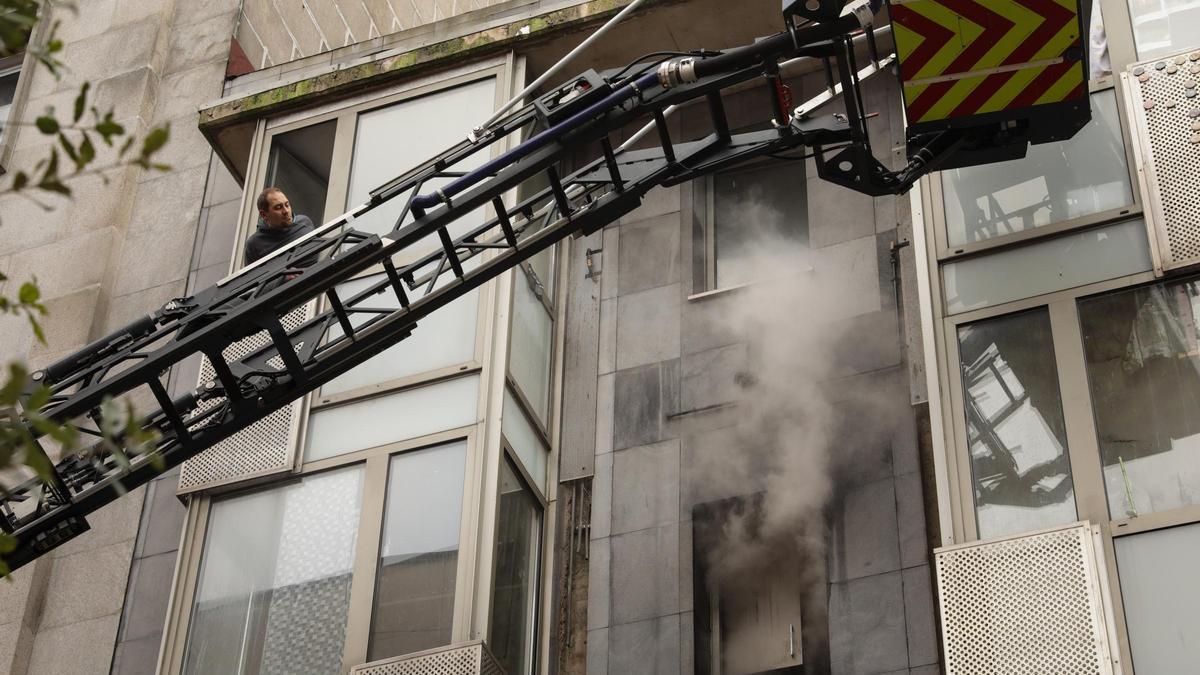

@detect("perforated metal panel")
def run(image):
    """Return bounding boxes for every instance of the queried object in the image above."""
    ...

[351,641,506,675]
[935,522,1118,675]
[1126,48,1200,272]
[177,304,312,495]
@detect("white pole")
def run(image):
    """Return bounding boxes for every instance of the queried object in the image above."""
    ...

[474,0,651,138]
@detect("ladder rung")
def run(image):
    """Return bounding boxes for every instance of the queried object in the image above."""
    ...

[437,228,466,279]
[546,166,572,219]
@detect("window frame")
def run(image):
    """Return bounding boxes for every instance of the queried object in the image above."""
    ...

[484,449,547,675]
[696,156,809,294]
[926,0,1192,544]
[912,1,1192,671]
[163,427,483,675]
[165,51,566,675]
[504,258,559,436]
[234,63,508,417]
[0,3,57,174]
[0,53,23,133]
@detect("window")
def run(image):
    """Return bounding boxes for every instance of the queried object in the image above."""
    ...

[488,457,542,675]
[183,466,365,675]
[305,374,480,462]
[170,58,560,675]
[502,390,548,493]
[692,497,817,674]
[956,309,1077,539]
[318,271,481,398]
[942,218,1152,314]
[1079,278,1200,519]
[940,88,1132,249]
[509,265,554,424]
[345,78,496,241]
[369,441,468,661]
[1126,0,1200,60]
[263,120,336,225]
[706,162,808,290]
[1113,522,1200,673]
[0,54,20,140]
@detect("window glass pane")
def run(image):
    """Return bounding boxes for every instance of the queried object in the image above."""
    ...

[713,163,807,289]
[943,219,1152,314]
[510,269,553,422]
[320,271,479,397]
[305,374,479,462]
[1114,523,1200,673]
[941,90,1132,247]
[1079,278,1200,518]
[346,78,496,240]
[0,67,18,135]
[369,441,468,661]
[502,390,547,493]
[527,246,557,303]
[957,309,1077,539]
[265,120,336,226]
[183,466,364,675]
[1127,0,1200,60]
[489,458,542,675]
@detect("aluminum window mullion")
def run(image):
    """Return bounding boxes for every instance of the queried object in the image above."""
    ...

[1049,298,1138,675]
[1047,301,1110,528]
[341,453,390,671]
[159,495,212,675]
[1098,0,1141,70]
[941,316,980,543]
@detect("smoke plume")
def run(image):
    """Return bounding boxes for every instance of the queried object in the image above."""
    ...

[689,226,908,667]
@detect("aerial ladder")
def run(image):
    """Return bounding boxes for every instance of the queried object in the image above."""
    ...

[0,0,1093,571]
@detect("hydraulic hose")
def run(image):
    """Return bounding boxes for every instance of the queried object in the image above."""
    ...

[409,0,883,214]
[409,70,662,213]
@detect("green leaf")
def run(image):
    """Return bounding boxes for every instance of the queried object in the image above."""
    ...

[0,363,29,405]
[27,315,44,345]
[73,82,89,123]
[95,113,124,146]
[78,133,95,166]
[17,282,39,306]
[0,533,16,555]
[140,125,169,158]
[58,133,81,170]
[35,115,59,135]
[35,180,69,197]
[117,135,134,157]
[26,385,51,411]
[18,441,52,479]
[10,171,28,191]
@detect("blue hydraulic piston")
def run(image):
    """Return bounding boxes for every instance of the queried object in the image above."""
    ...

[409,71,662,215]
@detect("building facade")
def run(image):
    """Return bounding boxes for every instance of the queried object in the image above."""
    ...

[0,0,1195,674]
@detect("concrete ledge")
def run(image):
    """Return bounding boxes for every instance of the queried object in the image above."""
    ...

[198,0,682,180]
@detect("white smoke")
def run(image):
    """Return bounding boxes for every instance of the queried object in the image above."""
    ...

[689,228,908,664]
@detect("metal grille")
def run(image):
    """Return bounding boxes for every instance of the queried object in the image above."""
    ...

[351,641,506,675]
[177,304,312,494]
[1126,48,1200,271]
[935,522,1116,675]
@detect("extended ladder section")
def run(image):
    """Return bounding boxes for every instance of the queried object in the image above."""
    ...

[0,0,1091,571]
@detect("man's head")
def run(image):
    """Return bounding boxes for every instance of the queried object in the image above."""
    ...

[257,187,293,229]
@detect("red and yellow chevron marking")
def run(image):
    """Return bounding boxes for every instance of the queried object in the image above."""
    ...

[890,0,1084,124]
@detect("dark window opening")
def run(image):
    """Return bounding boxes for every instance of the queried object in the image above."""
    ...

[264,119,336,225]
[692,495,829,675]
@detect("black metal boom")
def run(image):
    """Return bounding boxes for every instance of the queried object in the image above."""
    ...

[0,7,1000,571]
